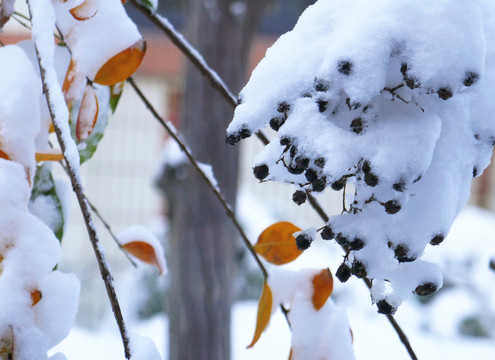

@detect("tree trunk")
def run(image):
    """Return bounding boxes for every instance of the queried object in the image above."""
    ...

[159,1,267,360]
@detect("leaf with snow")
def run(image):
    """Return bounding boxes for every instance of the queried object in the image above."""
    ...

[69,0,100,21]
[76,83,99,142]
[247,280,273,349]
[109,81,125,113]
[254,221,303,265]
[135,0,159,14]
[29,164,65,242]
[117,225,167,275]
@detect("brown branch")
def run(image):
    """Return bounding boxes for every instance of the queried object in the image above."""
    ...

[129,3,418,359]
[28,2,131,358]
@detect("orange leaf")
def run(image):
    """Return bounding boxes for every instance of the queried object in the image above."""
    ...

[123,240,166,274]
[0,150,10,160]
[93,38,147,86]
[76,84,99,142]
[311,268,334,311]
[31,290,42,307]
[254,222,303,265]
[62,58,78,104]
[69,0,98,21]
[247,281,273,349]
[35,149,64,162]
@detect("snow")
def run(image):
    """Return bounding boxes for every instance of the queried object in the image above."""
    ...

[198,162,219,190]
[227,0,495,311]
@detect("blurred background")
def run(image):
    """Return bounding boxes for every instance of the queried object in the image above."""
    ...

[2,0,495,359]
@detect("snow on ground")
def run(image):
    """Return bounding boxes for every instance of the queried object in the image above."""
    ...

[51,205,495,359]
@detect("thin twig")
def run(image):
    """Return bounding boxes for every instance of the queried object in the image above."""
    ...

[127,77,268,279]
[129,3,418,359]
[28,1,131,358]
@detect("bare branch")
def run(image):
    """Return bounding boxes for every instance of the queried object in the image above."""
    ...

[128,3,418,359]
[28,1,131,358]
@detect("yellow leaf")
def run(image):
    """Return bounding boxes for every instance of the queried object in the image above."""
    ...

[311,268,334,311]
[69,0,98,21]
[35,149,64,162]
[247,281,273,349]
[31,289,42,307]
[76,84,99,142]
[254,222,303,265]
[123,240,166,275]
[93,38,147,86]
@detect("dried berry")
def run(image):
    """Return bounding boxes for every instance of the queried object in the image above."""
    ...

[351,260,367,278]
[240,126,251,139]
[393,180,406,192]
[414,282,438,296]
[377,299,396,315]
[296,233,313,251]
[226,133,240,145]
[336,264,352,283]
[312,177,326,192]
[473,167,478,178]
[338,60,353,76]
[305,169,318,182]
[362,160,371,174]
[280,137,291,147]
[405,75,420,89]
[430,234,444,246]
[463,71,480,87]
[331,179,346,191]
[394,244,415,262]
[253,164,269,180]
[346,97,361,110]
[290,145,298,158]
[314,78,330,92]
[269,116,286,131]
[292,190,307,206]
[437,87,453,100]
[384,200,401,214]
[317,99,328,113]
[295,157,310,169]
[335,233,350,247]
[400,63,409,76]
[320,225,335,240]
[277,101,290,113]
[314,157,326,168]
[364,172,379,187]
[350,117,363,134]
[350,237,365,251]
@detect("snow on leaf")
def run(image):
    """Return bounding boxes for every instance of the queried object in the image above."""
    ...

[69,0,100,21]
[76,83,99,142]
[254,221,303,265]
[311,268,333,311]
[118,225,166,274]
[62,58,79,105]
[93,38,147,86]
[247,280,273,349]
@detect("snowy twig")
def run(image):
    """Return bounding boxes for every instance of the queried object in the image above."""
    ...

[28,1,132,358]
[128,0,270,145]
[130,5,418,359]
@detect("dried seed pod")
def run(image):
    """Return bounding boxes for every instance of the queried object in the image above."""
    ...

[253,164,269,180]
[338,60,353,76]
[463,71,480,87]
[296,233,313,250]
[314,77,330,92]
[320,225,335,240]
[292,190,307,206]
[384,200,401,214]
[437,87,453,100]
[336,263,352,283]
[331,178,346,191]
[377,299,396,315]
[351,260,367,278]
[277,101,290,113]
[317,99,328,113]
[414,282,438,296]
[269,116,286,131]
[350,117,364,134]
[430,234,444,246]
[350,237,365,251]
[312,177,326,192]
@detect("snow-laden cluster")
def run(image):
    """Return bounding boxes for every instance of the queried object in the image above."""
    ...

[227,0,495,313]
[0,45,79,360]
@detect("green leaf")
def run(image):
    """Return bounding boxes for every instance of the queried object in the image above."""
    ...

[30,164,65,242]
[109,82,125,114]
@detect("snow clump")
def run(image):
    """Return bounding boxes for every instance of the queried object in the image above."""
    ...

[227,0,495,313]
